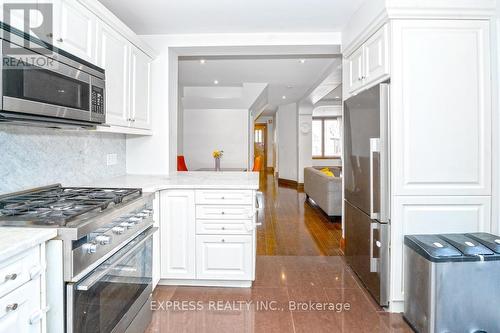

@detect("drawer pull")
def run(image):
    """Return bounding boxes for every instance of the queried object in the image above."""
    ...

[221,227,225,230]
[5,273,17,281]
[29,306,50,325]
[221,211,225,215]
[6,303,18,312]
[29,265,43,280]
[221,196,225,199]
[221,239,225,243]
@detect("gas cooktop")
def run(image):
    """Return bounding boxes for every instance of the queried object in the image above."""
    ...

[0,184,142,226]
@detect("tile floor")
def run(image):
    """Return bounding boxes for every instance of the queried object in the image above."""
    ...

[146,256,413,333]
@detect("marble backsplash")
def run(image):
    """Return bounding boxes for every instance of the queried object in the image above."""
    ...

[0,124,126,194]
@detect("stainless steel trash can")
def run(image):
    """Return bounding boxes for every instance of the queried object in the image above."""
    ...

[404,233,500,333]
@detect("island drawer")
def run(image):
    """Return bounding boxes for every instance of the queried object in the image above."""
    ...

[0,247,40,299]
[195,190,253,205]
[196,219,252,235]
[196,205,254,220]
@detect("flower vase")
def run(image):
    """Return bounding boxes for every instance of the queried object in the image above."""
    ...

[214,157,221,171]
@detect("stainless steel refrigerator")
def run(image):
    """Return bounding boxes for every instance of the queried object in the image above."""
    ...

[344,83,390,306]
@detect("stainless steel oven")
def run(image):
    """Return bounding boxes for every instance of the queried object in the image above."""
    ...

[0,24,105,127]
[67,227,156,333]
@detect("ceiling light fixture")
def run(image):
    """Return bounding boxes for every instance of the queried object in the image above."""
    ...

[213,80,219,85]
[200,59,206,64]
[299,59,306,64]
[282,95,287,100]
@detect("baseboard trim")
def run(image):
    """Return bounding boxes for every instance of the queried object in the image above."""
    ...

[278,178,298,188]
[159,279,252,288]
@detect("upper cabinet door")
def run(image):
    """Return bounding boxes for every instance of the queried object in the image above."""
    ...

[364,24,389,86]
[53,0,97,64]
[391,19,491,196]
[130,46,152,130]
[97,22,130,127]
[347,47,365,93]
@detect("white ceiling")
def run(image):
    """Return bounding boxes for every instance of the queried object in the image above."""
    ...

[97,0,365,35]
[179,56,340,111]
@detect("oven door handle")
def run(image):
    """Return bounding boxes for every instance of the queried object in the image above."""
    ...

[76,227,157,291]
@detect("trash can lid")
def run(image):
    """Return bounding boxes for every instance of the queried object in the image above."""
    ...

[466,233,500,254]
[404,234,500,262]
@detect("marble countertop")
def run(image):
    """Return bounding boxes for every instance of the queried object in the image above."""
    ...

[85,172,260,192]
[0,228,57,262]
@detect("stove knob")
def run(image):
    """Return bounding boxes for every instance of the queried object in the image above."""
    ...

[95,235,111,245]
[82,243,97,254]
[112,226,125,235]
[120,222,134,229]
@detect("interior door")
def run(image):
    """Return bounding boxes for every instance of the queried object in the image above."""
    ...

[253,124,267,171]
[343,85,381,215]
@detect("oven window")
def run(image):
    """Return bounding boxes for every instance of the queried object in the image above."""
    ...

[3,59,90,111]
[71,237,152,333]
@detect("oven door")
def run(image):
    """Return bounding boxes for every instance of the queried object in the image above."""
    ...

[1,40,94,123]
[67,227,157,333]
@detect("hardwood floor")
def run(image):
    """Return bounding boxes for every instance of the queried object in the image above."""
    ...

[256,172,342,256]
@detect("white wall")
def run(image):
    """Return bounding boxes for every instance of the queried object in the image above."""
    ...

[297,101,313,183]
[255,116,275,168]
[277,103,298,181]
[183,109,249,170]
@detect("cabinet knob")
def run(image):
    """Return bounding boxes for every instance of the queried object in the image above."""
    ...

[221,227,225,230]
[57,38,63,42]
[221,211,225,215]
[6,303,18,312]
[46,32,53,38]
[221,239,225,243]
[5,273,17,281]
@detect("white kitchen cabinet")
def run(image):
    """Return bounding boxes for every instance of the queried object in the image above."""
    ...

[346,46,364,93]
[97,22,130,127]
[130,46,152,130]
[0,277,42,333]
[196,235,252,280]
[160,190,196,279]
[390,195,491,303]
[53,0,97,63]
[345,24,389,95]
[390,19,491,196]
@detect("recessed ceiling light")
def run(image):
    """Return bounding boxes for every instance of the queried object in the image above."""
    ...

[282,95,287,100]
[213,80,219,85]
[299,59,306,64]
[335,96,340,99]
[200,59,206,64]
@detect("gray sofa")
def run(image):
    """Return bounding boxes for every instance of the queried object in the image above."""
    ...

[304,167,342,217]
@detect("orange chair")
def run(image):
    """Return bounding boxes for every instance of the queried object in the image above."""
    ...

[177,156,188,171]
[252,156,263,172]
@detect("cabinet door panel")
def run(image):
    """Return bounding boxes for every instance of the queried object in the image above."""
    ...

[160,190,195,279]
[55,0,96,63]
[196,235,252,280]
[364,24,389,85]
[390,195,491,302]
[97,23,130,127]
[130,47,152,130]
[391,20,491,195]
[347,47,364,93]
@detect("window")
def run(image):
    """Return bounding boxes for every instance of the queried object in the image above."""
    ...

[254,129,263,143]
[312,117,341,158]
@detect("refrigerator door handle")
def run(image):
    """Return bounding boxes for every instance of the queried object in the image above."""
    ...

[370,138,380,220]
[370,222,380,273]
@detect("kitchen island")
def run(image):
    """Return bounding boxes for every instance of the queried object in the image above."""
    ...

[86,172,260,288]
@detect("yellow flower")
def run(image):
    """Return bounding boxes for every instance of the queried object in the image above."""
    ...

[212,150,224,158]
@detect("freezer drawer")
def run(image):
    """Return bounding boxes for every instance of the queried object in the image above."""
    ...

[345,200,389,306]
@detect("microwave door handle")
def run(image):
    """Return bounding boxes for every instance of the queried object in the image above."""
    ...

[370,138,380,220]
[76,227,157,291]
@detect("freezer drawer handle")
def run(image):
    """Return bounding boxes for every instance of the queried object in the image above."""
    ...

[370,222,379,273]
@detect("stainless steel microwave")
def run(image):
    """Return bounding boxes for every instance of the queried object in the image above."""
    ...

[0,24,105,127]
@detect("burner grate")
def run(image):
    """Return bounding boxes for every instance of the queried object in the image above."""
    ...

[0,185,142,225]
